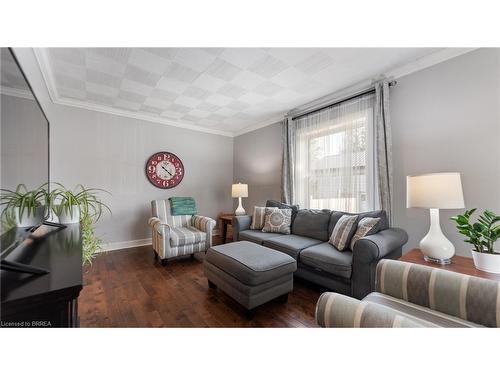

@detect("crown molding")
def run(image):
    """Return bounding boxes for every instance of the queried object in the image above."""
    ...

[386,48,478,79]
[0,85,35,100]
[33,48,234,138]
[232,114,285,137]
[33,47,478,138]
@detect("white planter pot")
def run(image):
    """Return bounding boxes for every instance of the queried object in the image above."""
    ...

[14,206,44,227]
[57,205,81,224]
[471,250,500,274]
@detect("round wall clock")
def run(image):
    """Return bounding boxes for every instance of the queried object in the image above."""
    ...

[146,151,184,189]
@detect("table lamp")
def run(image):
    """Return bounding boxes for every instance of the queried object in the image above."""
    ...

[407,172,465,264]
[232,183,248,216]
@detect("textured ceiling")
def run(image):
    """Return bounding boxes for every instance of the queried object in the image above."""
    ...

[37,48,441,134]
[1,48,32,95]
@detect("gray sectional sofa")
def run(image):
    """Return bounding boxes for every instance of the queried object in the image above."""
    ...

[232,201,408,299]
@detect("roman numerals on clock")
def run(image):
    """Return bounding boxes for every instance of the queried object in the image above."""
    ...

[146,152,184,189]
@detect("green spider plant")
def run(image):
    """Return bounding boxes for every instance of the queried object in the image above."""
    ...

[50,183,111,265]
[50,183,111,221]
[0,184,48,228]
[450,209,500,253]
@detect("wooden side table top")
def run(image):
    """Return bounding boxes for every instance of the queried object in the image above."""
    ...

[219,214,234,222]
[400,248,500,281]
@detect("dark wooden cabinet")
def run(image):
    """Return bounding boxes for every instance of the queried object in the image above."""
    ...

[1,224,83,328]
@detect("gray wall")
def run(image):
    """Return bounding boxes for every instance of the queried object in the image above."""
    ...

[233,49,500,257]
[49,104,233,244]
[233,122,282,212]
[391,48,500,255]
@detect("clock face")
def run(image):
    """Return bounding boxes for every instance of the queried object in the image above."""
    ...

[146,152,184,189]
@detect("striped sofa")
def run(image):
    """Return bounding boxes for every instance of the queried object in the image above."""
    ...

[316,259,500,327]
[149,199,216,265]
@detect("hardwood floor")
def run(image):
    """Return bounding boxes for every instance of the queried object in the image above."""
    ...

[78,237,323,327]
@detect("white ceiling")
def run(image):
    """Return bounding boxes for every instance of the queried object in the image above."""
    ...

[36,48,444,136]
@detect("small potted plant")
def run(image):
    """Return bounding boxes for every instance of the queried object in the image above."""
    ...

[50,183,111,264]
[0,184,48,228]
[450,209,500,274]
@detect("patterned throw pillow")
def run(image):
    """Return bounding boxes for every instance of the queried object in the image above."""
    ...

[349,217,381,250]
[262,208,292,234]
[250,206,266,230]
[329,214,359,251]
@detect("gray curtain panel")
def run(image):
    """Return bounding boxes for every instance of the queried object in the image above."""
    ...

[281,117,295,204]
[374,80,393,225]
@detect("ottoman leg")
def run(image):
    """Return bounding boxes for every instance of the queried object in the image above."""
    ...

[278,293,289,303]
[245,308,255,320]
[208,280,217,289]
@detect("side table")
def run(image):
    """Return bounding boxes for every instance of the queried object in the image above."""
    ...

[219,214,234,244]
[399,248,500,281]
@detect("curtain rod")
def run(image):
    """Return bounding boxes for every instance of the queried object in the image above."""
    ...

[290,80,397,121]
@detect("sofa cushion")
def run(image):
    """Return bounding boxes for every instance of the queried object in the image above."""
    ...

[300,242,353,279]
[328,210,388,238]
[266,200,299,223]
[239,229,284,245]
[205,241,296,286]
[263,235,322,259]
[291,209,331,241]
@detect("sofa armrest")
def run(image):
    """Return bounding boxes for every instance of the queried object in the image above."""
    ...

[148,217,171,236]
[353,228,408,264]
[231,215,252,241]
[315,292,425,328]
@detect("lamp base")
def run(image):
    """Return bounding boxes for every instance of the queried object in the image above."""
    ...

[234,197,246,216]
[419,208,455,263]
[423,255,452,265]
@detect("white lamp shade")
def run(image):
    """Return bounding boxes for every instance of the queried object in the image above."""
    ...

[232,183,248,198]
[407,172,465,209]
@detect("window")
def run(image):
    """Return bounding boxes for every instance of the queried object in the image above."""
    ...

[293,93,376,212]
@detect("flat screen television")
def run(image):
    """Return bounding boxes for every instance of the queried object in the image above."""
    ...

[1,47,51,271]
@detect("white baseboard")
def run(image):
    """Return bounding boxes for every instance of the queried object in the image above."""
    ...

[100,229,221,253]
[101,238,152,252]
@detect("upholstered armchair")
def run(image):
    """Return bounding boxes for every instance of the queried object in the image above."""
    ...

[149,199,216,265]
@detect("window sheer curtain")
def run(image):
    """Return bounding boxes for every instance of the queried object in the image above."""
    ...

[292,93,376,213]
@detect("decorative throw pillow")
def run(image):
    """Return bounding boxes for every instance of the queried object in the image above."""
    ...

[262,208,292,234]
[250,206,266,230]
[329,214,359,251]
[349,217,381,250]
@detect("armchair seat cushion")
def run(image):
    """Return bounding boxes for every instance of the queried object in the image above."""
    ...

[263,235,322,260]
[300,242,353,279]
[169,226,207,246]
[238,230,284,245]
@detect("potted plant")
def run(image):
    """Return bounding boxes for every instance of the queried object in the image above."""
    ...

[450,209,500,274]
[50,183,111,264]
[0,184,48,228]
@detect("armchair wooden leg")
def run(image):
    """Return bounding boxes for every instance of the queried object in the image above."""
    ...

[161,259,168,267]
[277,293,289,304]
[153,250,158,260]
[245,308,255,320]
[190,254,195,260]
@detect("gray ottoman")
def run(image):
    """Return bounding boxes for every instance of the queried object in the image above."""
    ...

[204,241,297,316]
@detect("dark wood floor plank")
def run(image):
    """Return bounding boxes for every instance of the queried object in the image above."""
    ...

[78,237,322,327]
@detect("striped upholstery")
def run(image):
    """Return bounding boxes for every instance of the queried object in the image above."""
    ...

[170,226,207,246]
[364,292,480,327]
[376,259,500,327]
[316,292,427,328]
[315,259,500,328]
[329,214,358,251]
[149,199,215,261]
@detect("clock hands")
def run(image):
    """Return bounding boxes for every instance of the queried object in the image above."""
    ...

[161,165,173,177]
